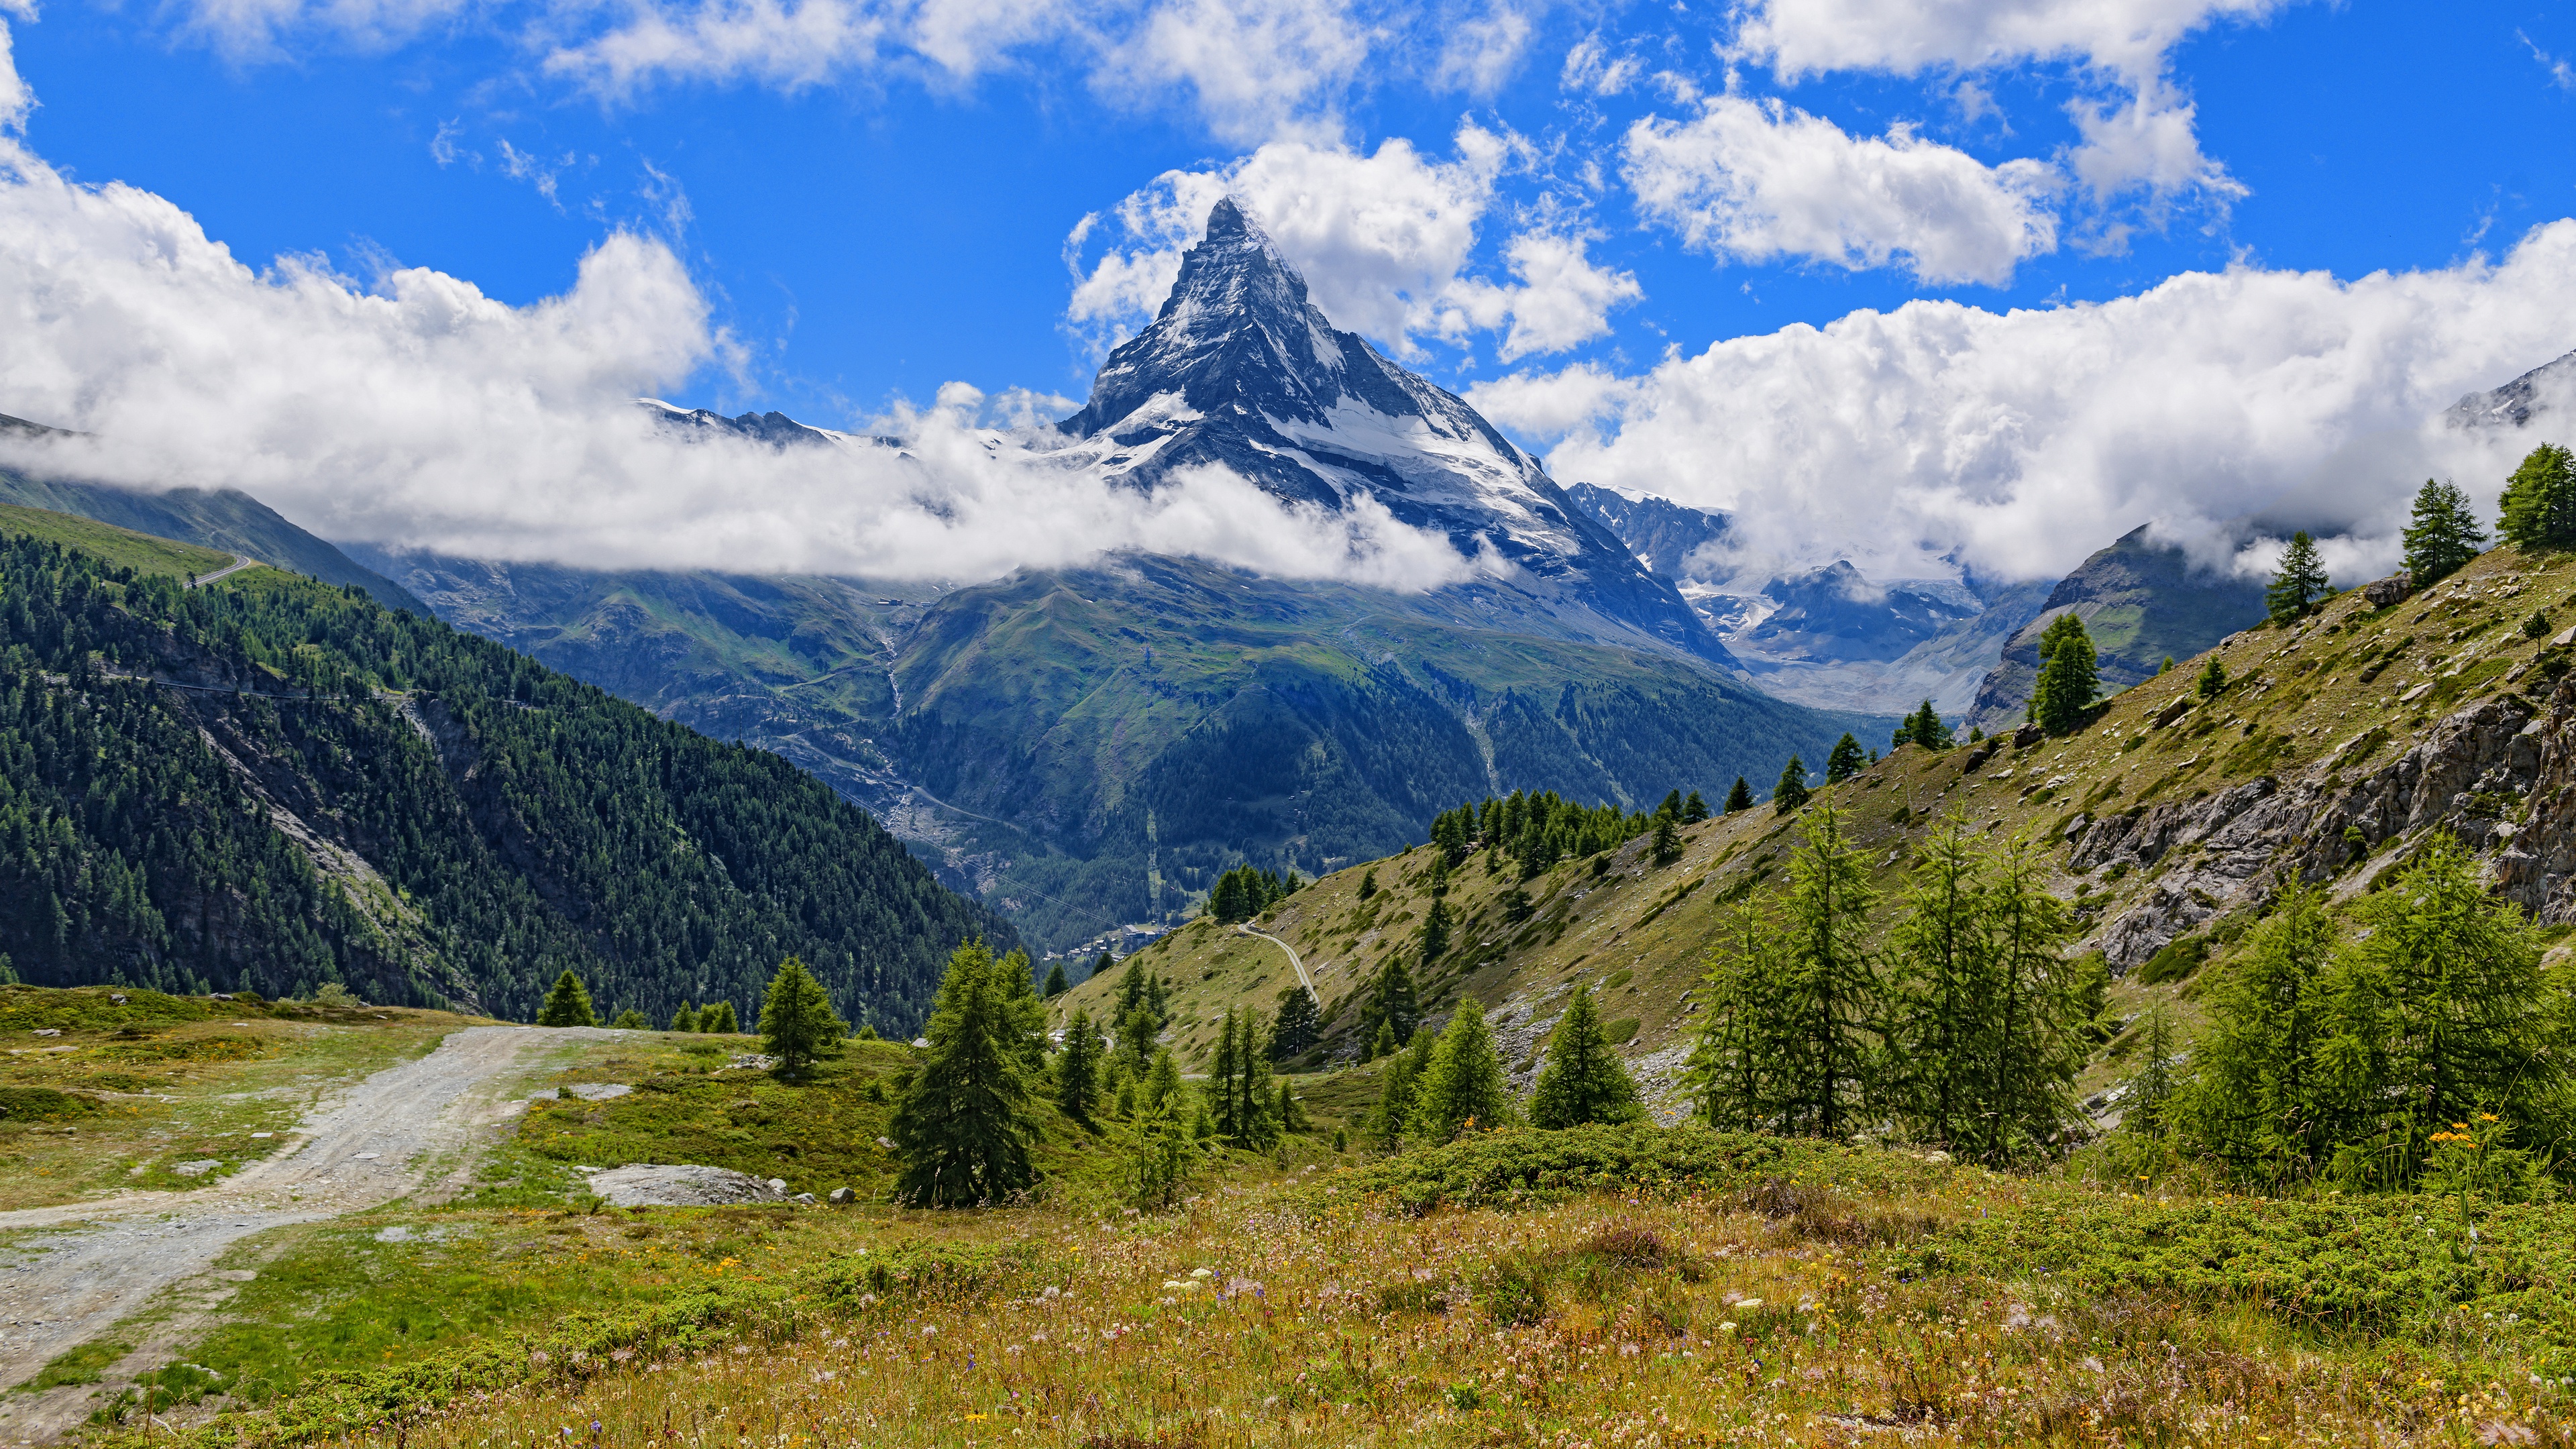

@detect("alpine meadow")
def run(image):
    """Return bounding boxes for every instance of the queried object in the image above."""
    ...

[9,5,2576,1445]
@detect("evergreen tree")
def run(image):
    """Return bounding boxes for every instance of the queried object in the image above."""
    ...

[2264,531,2330,624]
[1684,896,1792,1130]
[1972,832,2088,1159]
[1358,869,1378,901]
[1824,733,1868,784]
[1650,814,1680,867]
[2401,478,2487,584]
[1208,1008,1278,1146]
[700,1000,739,1034]
[1772,756,1811,816]
[610,1008,648,1028]
[1275,1079,1309,1134]
[1656,788,1684,820]
[668,1002,702,1032]
[1364,1032,1432,1149]
[1409,1000,1515,1142]
[2196,655,2228,700]
[1420,898,1452,968]
[1368,955,1422,1044]
[2159,655,2175,674]
[1370,1019,1398,1063]
[1043,961,1071,998]
[1528,985,1644,1129]
[1882,813,1992,1149]
[1115,1003,1161,1073]
[2028,613,2100,734]
[2129,1008,2179,1138]
[1270,985,1320,1060]
[757,955,847,1077]
[1778,804,1879,1137]
[1680,790,1711,824]
[2316,831,2563,1182]
[890,939,1042,1205]
[1057,1008,1102,1125]
[2498,443,2576,550]
[1143,1048,1184,1112]
[1124,1095,1191,1210]
[1723,777,1754,814]
[2170,879,2337,1182]
[536,969,596,1027]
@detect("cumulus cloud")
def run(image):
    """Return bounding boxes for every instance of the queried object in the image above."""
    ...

[1494,221,2576,589]
[1729,0,2290,209]
[0,44,1478,590]
[1623,95,2059,286]
[1064,127,1639,360]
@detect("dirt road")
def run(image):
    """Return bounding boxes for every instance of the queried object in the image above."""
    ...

[0,1024,592,1443]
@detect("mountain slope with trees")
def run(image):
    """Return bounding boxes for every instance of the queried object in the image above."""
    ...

[0,508,1012,1029]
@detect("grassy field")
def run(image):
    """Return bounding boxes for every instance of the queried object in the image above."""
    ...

[158,1128,2576,1449]
[0,502,244,582]
[0,985,475,1209]
[1072,541,2576,1116]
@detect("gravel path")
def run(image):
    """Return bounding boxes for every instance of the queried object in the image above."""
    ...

[0,1024,600,1443]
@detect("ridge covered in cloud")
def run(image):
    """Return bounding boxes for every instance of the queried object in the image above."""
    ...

[0,37,1481,590]
[1473,221,2576,590]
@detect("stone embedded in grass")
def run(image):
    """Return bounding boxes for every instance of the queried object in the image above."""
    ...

[586,1164,792,1207]
[564,1083,631,1102]
[171,1159,222,1176]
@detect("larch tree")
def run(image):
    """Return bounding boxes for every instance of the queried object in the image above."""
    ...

[1681,790,1711,823]
[2265,531,2330,624]
[2498,443,2576,550]
[2170,879,2340,1183]
[1882,813,1995,1150]
[2401,477,2486,584]
[2028,613,2100,734]
[1057,1007,1102,1125]
[1824,733,1868,784]
[1772,756,1811,815]
[890,938,1043,1206]
[1528,985,1644,1129]
[757,955,847,1078]
[1409,1000,1516,1142]
[1270,985,1320,1061]
[1778,804,1880,1137]
[1684,896,1792,1130]
[1042,961,1070,998]
[536,969,596,1027]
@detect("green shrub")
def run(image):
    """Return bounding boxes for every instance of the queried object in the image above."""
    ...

[1332,1123,1942,1216]
[0,1086,102,1121]
[811,1242,1055,1305]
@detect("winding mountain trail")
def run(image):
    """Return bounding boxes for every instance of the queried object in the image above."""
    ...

[0,1024,601,1444]
[185,555,256,588]
[1234,922,1322,1006]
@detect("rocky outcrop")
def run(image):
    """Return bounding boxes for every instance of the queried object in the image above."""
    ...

[2491,676,2576,920]
[2068,694,2544,971]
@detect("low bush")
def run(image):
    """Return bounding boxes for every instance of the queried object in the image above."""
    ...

[0,1086,102,1121]
[1334,1123,1944,1215]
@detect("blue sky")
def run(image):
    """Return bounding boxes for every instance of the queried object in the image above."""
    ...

[1,0,2573,586]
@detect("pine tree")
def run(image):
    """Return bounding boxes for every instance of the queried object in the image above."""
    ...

[1043,961,1071,998]
[1772,756,1811,816]
[2028,613,2100,734]
[2401,478,2487,584]
[1882,813,1993,1150]
[757,956,847,1077]
[1144,1048,1183,1113]
[1684,896,1792,1130]
[536,969,596,1027]
[1115,1003,1160,1073]
[1057,1008,1102,1125]
[1891,700,1951,752]
[1364,1034,1431,1149]
[1529,985,1644,1129]
[1409,1001,1515,1142]
[610,1008,647,1028]
[890,939,1042,1206]
[1270,985,1320,1060]
[1779,804,1879,1137]
[702,1001,739,1033]
[669,1002,701,1032]
[2196,655,2227,700]
[2129,1008,2178,1138]
[2170,879,2337,1182]
[2265,531,2330,625]
[1822,733,1865,784]
[1650,814,1680,867]
[2317,831,2564,1181]
[2159,655,2175,674]
[1370,1019,1397,1063]
[1680,790,1710,824]
[1656,788,1684,820]
[2498,443,2576,550]
[1420,898,1452,968]
[1358,869,1378,901]
[1275,1079,1309,1133]
[1724,777,1754,814]
[1368,956,1421,1045]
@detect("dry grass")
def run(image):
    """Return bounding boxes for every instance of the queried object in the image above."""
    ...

[328,1173,2576,1449]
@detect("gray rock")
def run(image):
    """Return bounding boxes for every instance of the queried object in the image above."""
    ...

[792,1193,818,1205]
[586,1164,790,1208]
[827,1186,856,1205]
[2013,722,2045,748]
[2361,573,2413,609]
[767,1177,788,1192]
[564,1083,631,1102]
[171,1159,223,1177]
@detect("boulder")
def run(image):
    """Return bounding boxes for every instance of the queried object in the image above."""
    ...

[586,1164,790,1208]
[2361,572,2412,609]
[827,1186,856,1205]
[2012,723,2044,748]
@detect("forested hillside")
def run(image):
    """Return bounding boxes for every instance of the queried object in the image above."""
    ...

[0,516,1014,1029]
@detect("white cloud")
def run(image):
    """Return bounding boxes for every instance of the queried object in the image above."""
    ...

[0,48,1479,590]
[1730,0,2294,86]
[1432,2,1532,97]
[1064,127,1639,360]
[1728,0,2290,209]
[1623,95,2059,286]
[1519,220,2576,589]
[539,0,1377,146]
[2522,29,2576,93]
[1559,34,1640,97]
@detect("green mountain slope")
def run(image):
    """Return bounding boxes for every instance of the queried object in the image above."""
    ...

[1966,524,2267,729]
[0,462,427,614]
[1085,540,2576,1122]
[0,510,1013,1030]
[360,547,1888,951]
